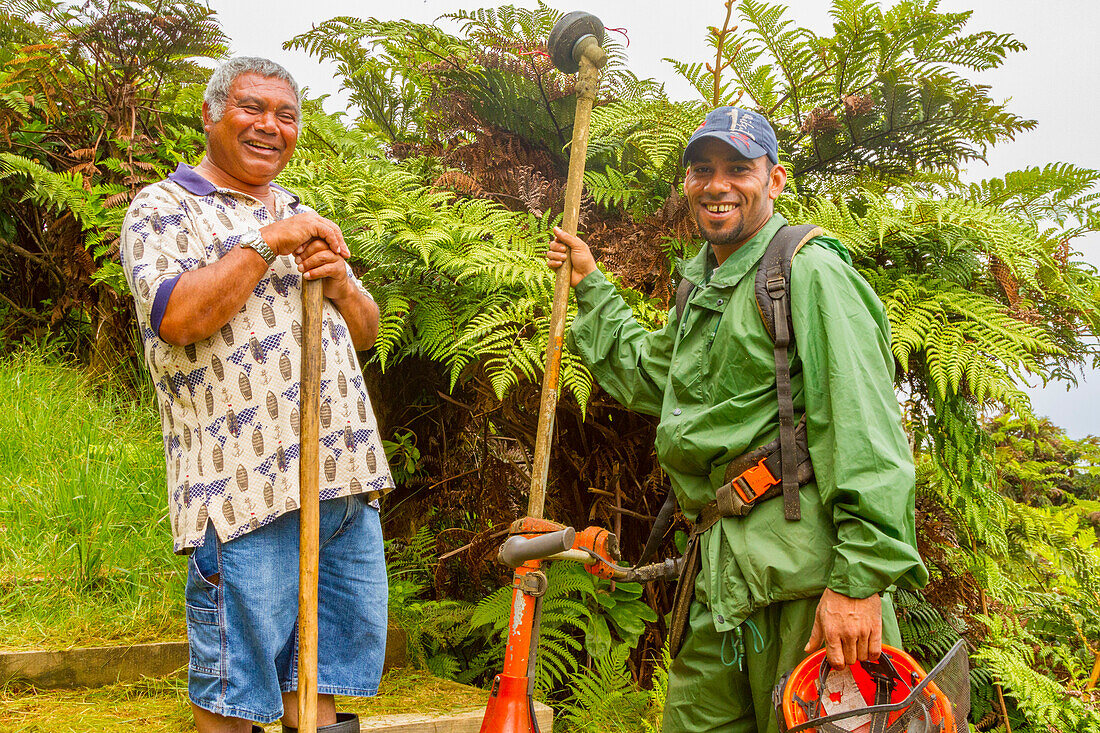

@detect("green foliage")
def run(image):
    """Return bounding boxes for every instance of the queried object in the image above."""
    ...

[789,179,1093,400]
[385,525,498,683]
[470,562,588,694]
[909,426,1100,731]
[780,176,1100,588]
[286,2,654,157]
[977,613,1100,732]
[0,151,124,254]
[583,579,658,659]
[726,0,1034,188]
[278,106,597,405]
[382,428,423,486]
[469,562,657,695]
[585,99,705,221]
[895,589,966,664]
[0,348,181,650]
[968,163,1100,242]
[285,16,469,144]
[988,413,1100,506]
[0,0,222,359]
[559,645,649,732]
[558,642,669,733]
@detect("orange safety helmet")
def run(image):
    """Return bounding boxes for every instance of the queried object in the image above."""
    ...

[773,641,969,733]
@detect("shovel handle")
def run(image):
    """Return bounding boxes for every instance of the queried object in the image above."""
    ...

[297,274,323,733]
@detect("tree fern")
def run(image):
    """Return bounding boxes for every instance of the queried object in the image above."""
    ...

[719,0,1035,188]
[977,614,1100,733]
[278,107,602,407]
[559,644,650,732]
[586,98,705,221]
[469,562,591,694]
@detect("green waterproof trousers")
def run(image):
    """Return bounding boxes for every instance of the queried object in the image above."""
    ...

[661,594,902,733]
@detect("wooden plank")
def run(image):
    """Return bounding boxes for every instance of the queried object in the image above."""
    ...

[0,641,188,689]
[0,624,407,689]
[359,703,552,732]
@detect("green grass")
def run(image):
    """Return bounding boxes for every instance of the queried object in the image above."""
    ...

[0,349,183,650]
[0,668,491,731]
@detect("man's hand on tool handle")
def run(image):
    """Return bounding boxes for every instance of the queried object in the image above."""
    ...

[263,213,379,351]
[258,212,355,300]
[547,226,598,287]
[292,238,357,301]
[263,213,378,346]
[805,589,883,669]
[259,211,350,260]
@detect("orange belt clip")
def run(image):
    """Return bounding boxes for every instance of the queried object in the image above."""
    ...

[732,458,780,506]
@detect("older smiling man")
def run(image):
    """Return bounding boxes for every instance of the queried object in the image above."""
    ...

[548,106,927,733]
[120,57,392,733]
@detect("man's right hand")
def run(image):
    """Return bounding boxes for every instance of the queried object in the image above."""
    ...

[547,226,597,288]
[161,212,350,346]
[260,211,349,259]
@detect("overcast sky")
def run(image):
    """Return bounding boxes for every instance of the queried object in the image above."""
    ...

[207,0,1099,438]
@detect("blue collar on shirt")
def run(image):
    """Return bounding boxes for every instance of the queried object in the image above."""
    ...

[168,163,300,205]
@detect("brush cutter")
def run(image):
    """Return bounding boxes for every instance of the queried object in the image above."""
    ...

[478,13,682,733]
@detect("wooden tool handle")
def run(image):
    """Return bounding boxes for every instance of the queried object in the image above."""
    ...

[527,44,606,520]
[297,275,323,733]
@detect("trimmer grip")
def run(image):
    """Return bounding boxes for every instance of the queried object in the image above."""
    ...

[498,527,576,568]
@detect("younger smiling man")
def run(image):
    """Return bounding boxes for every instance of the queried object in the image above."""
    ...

[121,58,392,733]
[548,107,925,732]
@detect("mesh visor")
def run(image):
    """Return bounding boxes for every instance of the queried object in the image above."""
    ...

[783,639,971,733]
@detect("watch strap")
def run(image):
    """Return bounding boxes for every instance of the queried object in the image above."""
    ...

[240,229,276,264]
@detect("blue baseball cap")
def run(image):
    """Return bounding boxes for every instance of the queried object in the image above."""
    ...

[682,106,779,166]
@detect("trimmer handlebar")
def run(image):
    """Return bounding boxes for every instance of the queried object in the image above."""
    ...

[497,518,684,580]
[498,527,577,568]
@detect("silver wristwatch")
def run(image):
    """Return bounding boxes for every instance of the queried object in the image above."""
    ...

[239,228,276,265]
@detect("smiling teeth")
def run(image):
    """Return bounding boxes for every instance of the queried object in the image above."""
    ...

[249,142,275,149]
[705,203,735,213]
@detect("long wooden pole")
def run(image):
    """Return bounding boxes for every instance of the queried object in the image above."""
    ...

[297,275,323,733]
[979,588,1012,733]
[527,39,606,520]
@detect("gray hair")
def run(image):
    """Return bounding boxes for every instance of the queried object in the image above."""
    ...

[204,57,301,124]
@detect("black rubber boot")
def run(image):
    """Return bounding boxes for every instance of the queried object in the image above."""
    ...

[282,712,360,733]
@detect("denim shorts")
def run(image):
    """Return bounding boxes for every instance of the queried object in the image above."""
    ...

[185,494,388,724]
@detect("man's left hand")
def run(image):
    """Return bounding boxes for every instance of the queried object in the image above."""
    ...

[805,589,882,669]
[294,238,355,301]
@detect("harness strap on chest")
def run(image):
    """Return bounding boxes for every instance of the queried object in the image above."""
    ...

[673,224,822,521]
[756,224,822,520]
[674,276,697,324]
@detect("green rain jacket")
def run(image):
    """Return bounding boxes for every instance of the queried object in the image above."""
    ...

[569,213,928,633]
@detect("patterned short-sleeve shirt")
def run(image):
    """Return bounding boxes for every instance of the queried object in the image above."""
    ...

[120,163,394,553]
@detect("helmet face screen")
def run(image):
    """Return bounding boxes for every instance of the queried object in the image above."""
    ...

[773,640,971,733]
[819,668,873,731]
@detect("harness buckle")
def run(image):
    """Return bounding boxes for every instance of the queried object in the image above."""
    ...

[765,275,786,298]
[732,458,780,506]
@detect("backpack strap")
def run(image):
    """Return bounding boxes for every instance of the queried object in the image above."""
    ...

[675,276,697,324]
[755,224,823,521]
